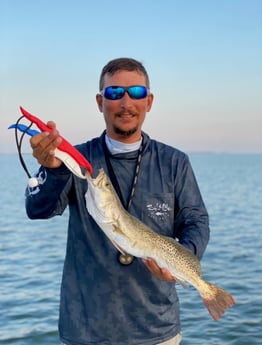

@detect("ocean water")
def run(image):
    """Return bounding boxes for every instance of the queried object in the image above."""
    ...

[0,153,261,345]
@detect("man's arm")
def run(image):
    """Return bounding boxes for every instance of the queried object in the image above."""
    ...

[25,121,72,219]
[25,165,72,219]
[174,156,210,260]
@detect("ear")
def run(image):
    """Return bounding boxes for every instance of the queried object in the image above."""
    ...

[146,93,154,112]
[96,94,103,112]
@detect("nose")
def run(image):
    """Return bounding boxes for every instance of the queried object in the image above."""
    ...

[120,92,133,108]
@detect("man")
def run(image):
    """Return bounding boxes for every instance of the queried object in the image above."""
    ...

[26,57,210,345]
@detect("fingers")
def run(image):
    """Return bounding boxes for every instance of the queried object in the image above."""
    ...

[30,124,63,168]
[46,121,56,130]
[142,258,176,283]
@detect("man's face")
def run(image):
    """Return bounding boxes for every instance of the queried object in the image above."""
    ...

[96,70,154,142]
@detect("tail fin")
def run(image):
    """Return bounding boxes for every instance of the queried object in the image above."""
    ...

[200,282,235,320]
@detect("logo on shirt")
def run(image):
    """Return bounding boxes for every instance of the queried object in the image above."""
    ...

[146,202,171,222]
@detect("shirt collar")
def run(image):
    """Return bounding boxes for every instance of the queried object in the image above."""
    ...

[105,134,142,155]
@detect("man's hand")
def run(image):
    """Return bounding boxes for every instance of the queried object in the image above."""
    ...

[142,258,176,283]
[30,121,62,168]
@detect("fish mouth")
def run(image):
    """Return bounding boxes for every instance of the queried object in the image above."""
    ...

[86,169,107,188]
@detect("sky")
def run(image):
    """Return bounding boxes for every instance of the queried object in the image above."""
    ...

[1,0,261,154]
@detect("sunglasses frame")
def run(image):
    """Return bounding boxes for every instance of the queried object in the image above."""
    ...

[101,85,150,100]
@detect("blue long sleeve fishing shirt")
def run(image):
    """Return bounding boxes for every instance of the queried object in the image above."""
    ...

[25,132,210,345]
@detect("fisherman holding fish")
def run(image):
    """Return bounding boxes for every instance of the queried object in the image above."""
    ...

[25,58,233,345]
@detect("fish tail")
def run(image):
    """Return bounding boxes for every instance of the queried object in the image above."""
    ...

[200,281,235,321]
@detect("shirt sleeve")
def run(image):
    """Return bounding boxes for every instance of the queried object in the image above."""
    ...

[25,164,72,219]
[174,155,210,260]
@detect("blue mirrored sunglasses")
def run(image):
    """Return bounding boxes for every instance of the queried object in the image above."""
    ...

[101,85,149,100]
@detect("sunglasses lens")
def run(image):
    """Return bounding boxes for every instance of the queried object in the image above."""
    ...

[128,86,148,99]
[104,86,125,100]
[102,86,149,100]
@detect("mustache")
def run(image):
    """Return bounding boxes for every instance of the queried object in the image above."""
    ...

[115,110,137,116]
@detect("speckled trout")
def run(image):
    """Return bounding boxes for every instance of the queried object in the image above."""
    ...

[85,169,235,320]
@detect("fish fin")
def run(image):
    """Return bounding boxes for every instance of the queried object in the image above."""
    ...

[200,281,236,321]
[110,225,130,254]
[111,240,127,256]
[157,260,189,288]
[112,224,125,235]
[176,278,189,289]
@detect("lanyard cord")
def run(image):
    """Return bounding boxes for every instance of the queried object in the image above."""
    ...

[15,116,34,178]
[102,133,143,211]
[102,133,143,265]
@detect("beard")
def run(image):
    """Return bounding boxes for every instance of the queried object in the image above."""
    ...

[112,110,139,138]
[113,125,139,138]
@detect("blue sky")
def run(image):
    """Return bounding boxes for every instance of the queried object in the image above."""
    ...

[1,0,261,153]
